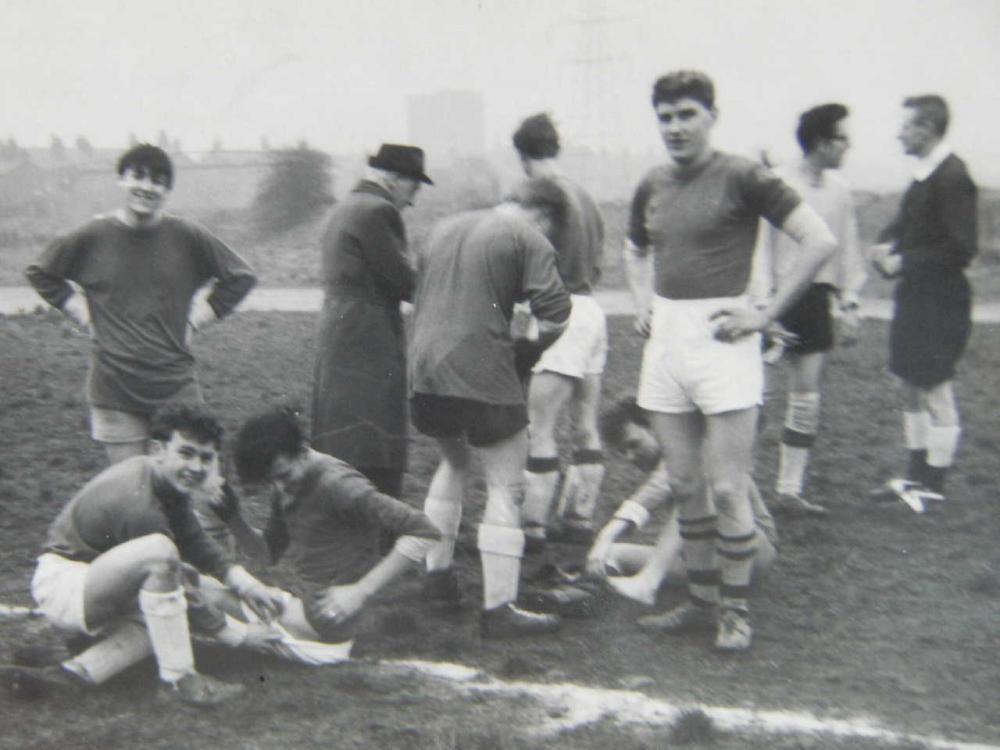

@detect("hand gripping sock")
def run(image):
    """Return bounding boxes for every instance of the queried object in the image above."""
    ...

[138,587,195,684]
[556,450,606,528]
[477,524,526,610]
[64,620,153,685]
[903,410,930,483]
[776,392,820,496]
[678,514,719,608]
[521,457,561,540]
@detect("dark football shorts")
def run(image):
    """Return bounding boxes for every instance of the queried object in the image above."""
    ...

[778,283,836,355]
[410,393,528,447]
[890,271,971,388]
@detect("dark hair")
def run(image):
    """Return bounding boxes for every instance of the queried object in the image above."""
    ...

[600,395,650,448]
[903,94,949,136]
[507,176,569,235]
[233,407,306,484]
[796,103,849,154]
[512,113,560,159]
[150,403,224,449]
[116,143,174,188]
[651,70,715,110]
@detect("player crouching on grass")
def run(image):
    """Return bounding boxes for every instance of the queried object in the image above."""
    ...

[585,396,777,611]
[217,407,440,661]
[1,404,284,708]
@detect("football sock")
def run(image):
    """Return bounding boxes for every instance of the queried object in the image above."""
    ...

[717,529,758,614]
[556,450,605,528]
[138,587,195,684]
[925,425,961,493]
[903,411,930,482]
[776,392,820,496]
[522,456,560,540]
[477,524,525,610]
[64,620,153,685]
[423,460,468,571]
[679,514,719,607]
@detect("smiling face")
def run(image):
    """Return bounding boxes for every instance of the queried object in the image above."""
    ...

[151,431,219,496]
[655,96,717,166]
[119,165,170,221]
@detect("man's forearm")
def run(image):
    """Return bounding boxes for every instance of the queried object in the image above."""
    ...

[354,548,414,599]
[762,205,837,323]
[622,240,653,314]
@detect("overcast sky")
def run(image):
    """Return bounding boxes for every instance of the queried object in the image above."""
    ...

[2,0,998,188]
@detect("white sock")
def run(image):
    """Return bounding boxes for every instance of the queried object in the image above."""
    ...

[556,461,606,526]
[903,411,930,451]
[138,587,195,684]
[926,425,961,468]
[777,392,820,496]
[522,465,560,537]
[424,496,463,571]
[65,620,153,685]
[477,524,524,610]
[776,445,809,496]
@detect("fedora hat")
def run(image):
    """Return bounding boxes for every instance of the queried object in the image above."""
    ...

[368,144,433,185]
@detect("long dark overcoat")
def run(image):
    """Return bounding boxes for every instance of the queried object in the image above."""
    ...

[311,180,414,471]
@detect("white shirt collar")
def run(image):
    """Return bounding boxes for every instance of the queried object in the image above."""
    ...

[912,140,952,182]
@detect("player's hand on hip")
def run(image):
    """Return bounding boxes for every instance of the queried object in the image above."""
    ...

[634,307,652,338]
[710,308,768,343]
[316,584,367,625]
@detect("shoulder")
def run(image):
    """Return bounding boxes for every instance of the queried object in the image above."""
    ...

[312,454,377,504]
[936,154,977,190]
[633,164,673,196]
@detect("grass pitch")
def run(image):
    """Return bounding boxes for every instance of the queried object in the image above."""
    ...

[0,311,998,749]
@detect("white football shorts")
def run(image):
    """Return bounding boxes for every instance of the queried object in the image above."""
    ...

[637,295,763,415]
[533,294,608,378]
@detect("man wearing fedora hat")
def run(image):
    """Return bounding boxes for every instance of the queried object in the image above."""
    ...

[312,143,432,499]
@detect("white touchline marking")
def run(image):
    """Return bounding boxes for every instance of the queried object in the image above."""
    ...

[384,659,999,750]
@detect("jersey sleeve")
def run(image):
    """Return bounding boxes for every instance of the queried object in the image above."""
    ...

[24,225,90,309]
[938,165,978,267]
[520,230,571,325]
[191,224,258,318]
[626,175,654,253]
[741,162,801,229]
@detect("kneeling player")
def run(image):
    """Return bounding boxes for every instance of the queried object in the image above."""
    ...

[586,397,777,611]
[3,404,283,707]
[222,408,440,660]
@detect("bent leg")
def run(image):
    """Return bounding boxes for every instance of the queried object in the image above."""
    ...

[556,373,606,532]
[424,437,473,571]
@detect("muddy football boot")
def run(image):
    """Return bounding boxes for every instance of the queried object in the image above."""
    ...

[637,602,717,635]
[480,603,561,638]
[161,672,245,708]
[771,493,829,517]
[714,608,753,652]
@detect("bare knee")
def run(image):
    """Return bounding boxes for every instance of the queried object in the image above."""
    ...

[137,534,181,578]
[709,478,743,515]
[669,473,703,509]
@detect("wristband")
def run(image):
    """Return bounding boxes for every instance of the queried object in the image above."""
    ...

[394,535,434,563]
[613,500,651,529]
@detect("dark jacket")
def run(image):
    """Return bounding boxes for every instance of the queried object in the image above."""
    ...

[311,181,414,471]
